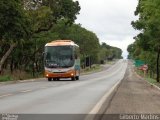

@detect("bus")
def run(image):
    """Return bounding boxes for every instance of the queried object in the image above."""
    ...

[44,40,80,81]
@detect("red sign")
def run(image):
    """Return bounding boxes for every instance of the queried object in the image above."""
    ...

[141,65,148,71]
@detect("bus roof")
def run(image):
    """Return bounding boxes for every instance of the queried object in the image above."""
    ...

[45,40,79,47]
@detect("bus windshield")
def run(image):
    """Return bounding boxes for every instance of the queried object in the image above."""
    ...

[44,46,74,68]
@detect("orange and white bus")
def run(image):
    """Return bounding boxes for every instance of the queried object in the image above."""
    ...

[44,40,80,81]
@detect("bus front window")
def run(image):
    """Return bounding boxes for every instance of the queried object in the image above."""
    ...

[44,46,74,68]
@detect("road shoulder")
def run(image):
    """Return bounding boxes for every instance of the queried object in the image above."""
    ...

[98,62,160,119]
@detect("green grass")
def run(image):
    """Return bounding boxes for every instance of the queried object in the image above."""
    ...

[136,69,160,88]
[136,69,144,76]
[0,75,12,82]
[81,64,101,74]
[107,61,114,65]
[146,77,157,84]
[146,77,160,88]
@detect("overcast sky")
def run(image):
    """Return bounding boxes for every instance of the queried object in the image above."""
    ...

[75,0,139,59]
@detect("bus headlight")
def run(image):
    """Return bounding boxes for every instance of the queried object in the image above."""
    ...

[71,73,74,76]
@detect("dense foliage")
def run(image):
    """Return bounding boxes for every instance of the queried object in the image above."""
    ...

[128,0,160,82]
[99,43,122,62]
[0,0,122,79]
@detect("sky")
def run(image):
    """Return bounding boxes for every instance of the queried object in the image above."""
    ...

[75,0,139,59]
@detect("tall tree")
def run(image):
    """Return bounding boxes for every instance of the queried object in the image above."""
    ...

[0,0,31,74]
[25,0,81,33]
[132,0,160,82]
[0,0,81,74]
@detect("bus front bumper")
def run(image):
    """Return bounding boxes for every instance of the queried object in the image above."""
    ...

[45,70,75,78]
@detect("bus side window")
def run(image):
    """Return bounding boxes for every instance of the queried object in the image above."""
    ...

[75,46,79,59]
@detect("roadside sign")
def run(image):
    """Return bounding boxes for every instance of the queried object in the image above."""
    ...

[142,64,148,71]
[134,60,145,67]
[138,64,148,71]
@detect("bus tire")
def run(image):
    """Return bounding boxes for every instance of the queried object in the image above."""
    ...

[71,77,76,81]
[48,78,52,81]
[75,76,79,80]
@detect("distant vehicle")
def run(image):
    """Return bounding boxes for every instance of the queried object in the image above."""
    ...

[44,40,80,81]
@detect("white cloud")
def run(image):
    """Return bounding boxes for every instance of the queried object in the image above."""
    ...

[75,0,139,58]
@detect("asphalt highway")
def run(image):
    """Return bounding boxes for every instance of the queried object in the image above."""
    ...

[0,60,127,116]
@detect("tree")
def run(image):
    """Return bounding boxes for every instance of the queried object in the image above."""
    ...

[0,0,31,74]
[132,0,160,82]
[100,42,122,61]
[50,21,100,65]
[127,41,157,79]
[0,0,81,75]
[25,0,81,33]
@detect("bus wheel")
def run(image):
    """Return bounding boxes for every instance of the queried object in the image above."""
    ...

[75,76,79,80]
[71,77,76,81]
[48,78,52,81]
[53,78,56,81]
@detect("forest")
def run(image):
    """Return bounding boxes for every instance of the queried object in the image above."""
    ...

[128,0,160,82]
[0,0,122,81]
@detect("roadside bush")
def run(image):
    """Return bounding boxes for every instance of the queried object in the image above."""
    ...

[0,75,12,82]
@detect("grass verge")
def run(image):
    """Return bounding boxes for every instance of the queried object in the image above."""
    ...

[0,75,12,82]
[81,64,102,75]
[0,64,103,83]
[136,68,160,88]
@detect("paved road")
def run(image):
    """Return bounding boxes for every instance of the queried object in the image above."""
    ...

[103,61,160,115]
[0,60,127,115]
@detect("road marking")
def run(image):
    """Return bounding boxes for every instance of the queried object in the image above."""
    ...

[85,79,122,120]
[19,80,35,83]
[20,89,32,93]
[90,79,121,114]
[0,94,12,98]
[40,85,57,89]
[40,86,48,89]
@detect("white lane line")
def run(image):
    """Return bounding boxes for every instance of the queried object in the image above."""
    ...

[91,80,121,114]
[0,94,12,98]
[84,79,121,120]
[85,61,127,120]
[40,85,57,89]
[40,86,48,89]
[20,89,32,93]
[19,80,35,83]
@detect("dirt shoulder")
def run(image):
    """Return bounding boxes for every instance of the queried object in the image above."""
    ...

[101,61,160,116]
